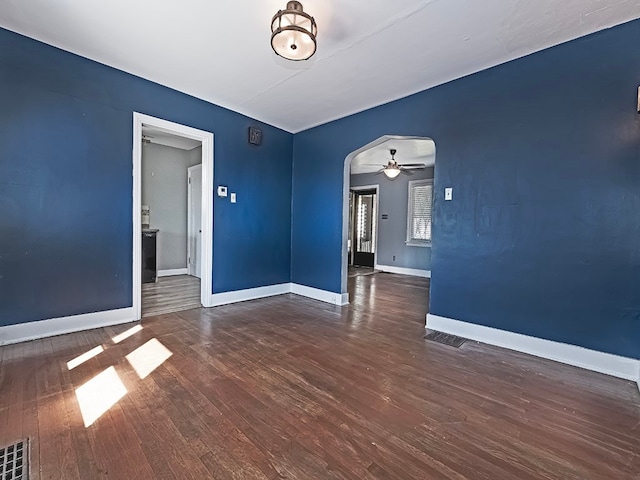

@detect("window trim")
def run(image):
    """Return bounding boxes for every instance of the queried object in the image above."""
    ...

[406,179,433,247]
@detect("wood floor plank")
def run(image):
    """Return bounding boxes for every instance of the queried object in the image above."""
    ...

[0,272,638,479]
[142,275,201,317]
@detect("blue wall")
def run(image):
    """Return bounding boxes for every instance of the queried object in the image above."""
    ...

[292,20,640,359]
[0,28,293,327]
[351,168,434,271]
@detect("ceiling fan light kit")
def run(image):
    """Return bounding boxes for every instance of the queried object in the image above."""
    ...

[379,148,426,178]
[383,166,402,179]
[271,1,317,61]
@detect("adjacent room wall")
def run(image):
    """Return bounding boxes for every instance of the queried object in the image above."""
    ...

[291,19,640,359]
[0,27,293,327]
[350,168,434,272]
[188,145,202,168]
[142,142,195,271]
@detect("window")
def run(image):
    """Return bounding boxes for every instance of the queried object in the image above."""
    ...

[406,179,433,246]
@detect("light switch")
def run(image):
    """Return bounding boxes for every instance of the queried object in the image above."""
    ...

[230,193,236,203]
[445,187,453,201]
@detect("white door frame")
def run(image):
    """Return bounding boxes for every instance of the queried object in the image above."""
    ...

[132,112,214,319]
[187,164,202,278]
[349,184,379,268]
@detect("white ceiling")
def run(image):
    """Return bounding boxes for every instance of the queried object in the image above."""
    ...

[351,138,435,174]
[142,126,201,151]
[2,0,639,133]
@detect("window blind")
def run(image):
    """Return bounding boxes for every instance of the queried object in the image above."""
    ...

[408,181,433,243]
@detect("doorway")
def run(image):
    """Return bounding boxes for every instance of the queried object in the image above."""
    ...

[341,135,435,300]
[132,113,214,320]
[350,187,378,268]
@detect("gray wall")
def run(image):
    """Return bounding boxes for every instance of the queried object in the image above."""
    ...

[351,167,434,271]
[142,143,201,271]
[188,145,202,167]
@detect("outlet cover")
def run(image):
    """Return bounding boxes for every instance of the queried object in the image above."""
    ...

[445,187,453,201]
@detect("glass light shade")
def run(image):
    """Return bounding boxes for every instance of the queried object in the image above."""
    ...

[384,167,401,179]
[271,1,317,61]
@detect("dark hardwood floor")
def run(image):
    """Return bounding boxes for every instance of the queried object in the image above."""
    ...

[0,273,638,479]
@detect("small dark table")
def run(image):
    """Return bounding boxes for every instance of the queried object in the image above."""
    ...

[142,229,159,284]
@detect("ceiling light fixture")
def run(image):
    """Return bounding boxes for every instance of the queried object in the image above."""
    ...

[383,149,402,178]
[271,1,317,61]
[379,149,426,178]
[383,165,402,179]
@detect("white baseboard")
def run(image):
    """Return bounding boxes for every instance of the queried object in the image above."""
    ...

[158,268,188,277]
[0,281,348,345]
[375,264,431,278]
[0,307,136,346]
[427,314,640,383]
[208,283,349,307]
[290,283,349,306]
[208,283,291,307]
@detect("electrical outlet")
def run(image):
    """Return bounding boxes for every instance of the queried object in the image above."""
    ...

[393,255,396,261]
[445,187,453,201]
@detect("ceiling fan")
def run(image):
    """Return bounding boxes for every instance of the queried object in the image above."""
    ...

[377,149,426,178]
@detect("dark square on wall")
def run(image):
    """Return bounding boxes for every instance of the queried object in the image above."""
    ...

[248,126,262,145]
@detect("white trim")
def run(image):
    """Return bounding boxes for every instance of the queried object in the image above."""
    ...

[187,164,203,279]
[187,165,193,276]
[342,136,435,298]
[157,268,188,277]
[375,264,431,278]
[349,184,379,268]
[426,314,640,382]
[207,283,350,308]
[0,308,136,346]
[290,283,349,306]
[209,283,291,307]
[0,281,348,345]
[133,113,214,316]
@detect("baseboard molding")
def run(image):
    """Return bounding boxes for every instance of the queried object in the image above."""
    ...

[375,264,431,278]
[1,282,348,345]
[426,314,640,383]
[208,283,291,307]
[290,283,349,306]
[158,268,188,277]
[0,307,136,346]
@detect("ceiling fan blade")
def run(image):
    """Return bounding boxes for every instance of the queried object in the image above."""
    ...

[400,168,414,175]
[375,168,385,174]
[398,163,426,168]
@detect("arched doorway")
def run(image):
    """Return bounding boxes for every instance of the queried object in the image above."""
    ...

[341,135,436,300]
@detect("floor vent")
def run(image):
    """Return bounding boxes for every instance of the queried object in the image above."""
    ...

[0,439,28,480]
[424,331,467,348]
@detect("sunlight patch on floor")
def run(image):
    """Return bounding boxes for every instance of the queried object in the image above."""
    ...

[125,338,172,379]
[75,366,127,427]
[112,324,143,344]
[67,345,104,370]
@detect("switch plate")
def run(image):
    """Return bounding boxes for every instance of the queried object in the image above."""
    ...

[445,187,453,201]
[230,193,236,203]
[217,186,228,197]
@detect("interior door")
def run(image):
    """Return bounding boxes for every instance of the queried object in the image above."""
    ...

[351,189,377,267]
[188,164,202,278]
